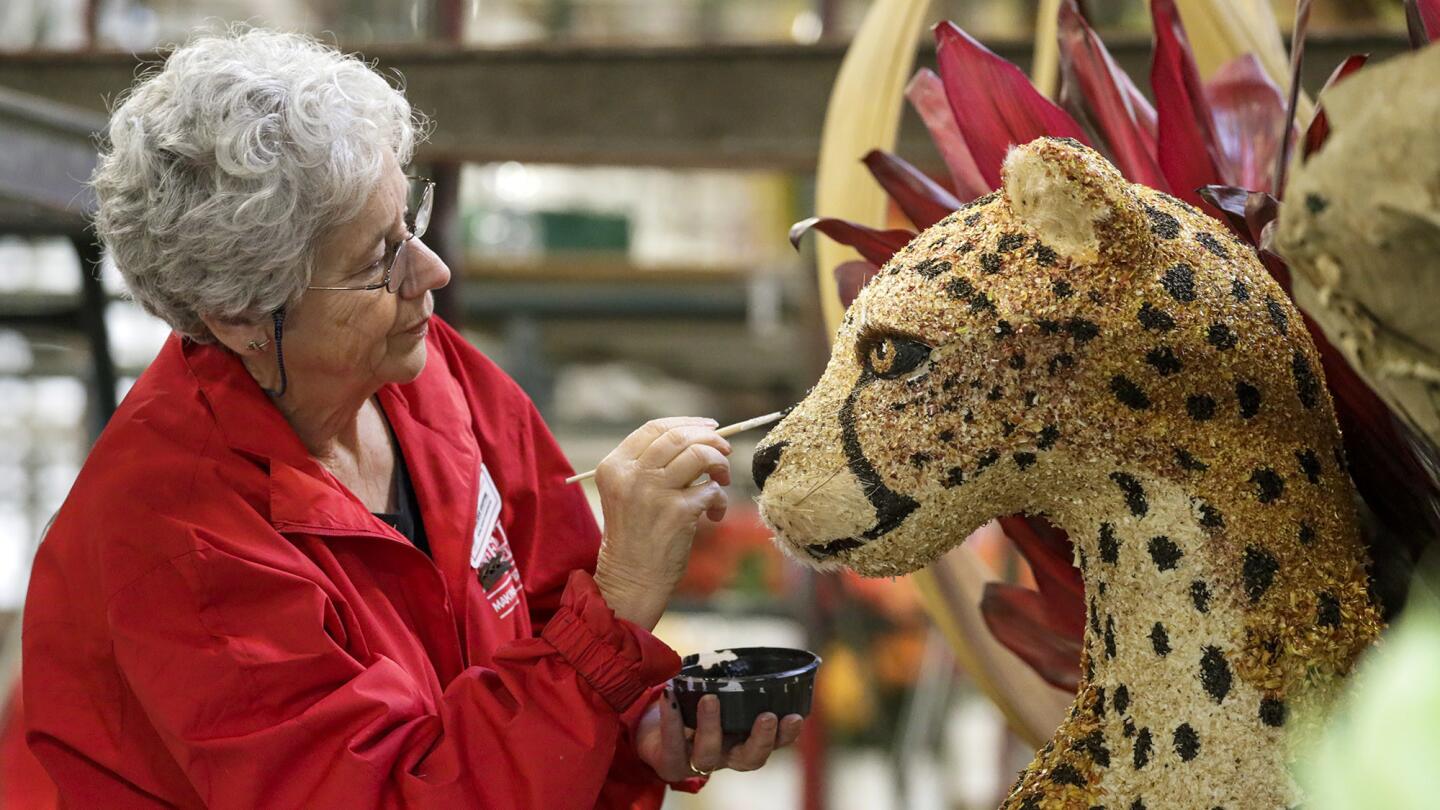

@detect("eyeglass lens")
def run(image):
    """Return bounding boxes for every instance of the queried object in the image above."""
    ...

[387,179,435,294]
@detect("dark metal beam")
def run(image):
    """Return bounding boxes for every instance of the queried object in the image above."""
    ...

[0,86,105,233]
[0,35,1408,171]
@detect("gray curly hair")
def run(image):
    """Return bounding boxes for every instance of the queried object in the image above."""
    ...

[91,27,427,342]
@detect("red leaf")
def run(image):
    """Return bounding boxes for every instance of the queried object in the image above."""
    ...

[1205,55,1287,192]
[1150,0,1227,205]
[980,583,1083,692]
[1274,0,1312,198]
[1057,0,1166,189]
[905,69,992,201]
[998,515,1085,638]
[1406,0,1440,47]
[833,260,881,308]
[788,217,915,267]
[862,150,962,230]
[1197,185,1278,246]
[1302,54,1368,160]
[933,20,1090,190]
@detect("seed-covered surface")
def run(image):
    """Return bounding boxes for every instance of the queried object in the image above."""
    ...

[753,138,1381,809]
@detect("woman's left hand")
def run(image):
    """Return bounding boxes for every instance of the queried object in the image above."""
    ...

[636,689,804,781]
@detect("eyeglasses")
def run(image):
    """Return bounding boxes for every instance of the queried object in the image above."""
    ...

[307,176,435,294]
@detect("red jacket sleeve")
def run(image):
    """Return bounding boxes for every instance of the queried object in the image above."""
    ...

[105,543,679,810]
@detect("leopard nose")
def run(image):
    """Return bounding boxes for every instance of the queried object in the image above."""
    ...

[752,441,788,492]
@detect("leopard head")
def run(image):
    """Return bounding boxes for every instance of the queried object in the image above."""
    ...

[755,137,1334,578]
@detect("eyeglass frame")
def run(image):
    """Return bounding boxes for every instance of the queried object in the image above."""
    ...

[305,176,435,294]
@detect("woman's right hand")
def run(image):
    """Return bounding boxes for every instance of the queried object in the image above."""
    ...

[591,417,732,630]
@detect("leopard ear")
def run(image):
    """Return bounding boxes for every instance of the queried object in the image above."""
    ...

[1001,137,1151,267]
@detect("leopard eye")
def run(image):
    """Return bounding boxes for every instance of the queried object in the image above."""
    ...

[861,334,932,380]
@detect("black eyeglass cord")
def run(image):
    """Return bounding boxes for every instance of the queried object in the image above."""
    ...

[264,309,289,398]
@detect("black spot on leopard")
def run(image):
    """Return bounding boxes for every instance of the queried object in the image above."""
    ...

[1050,763,1086,787]
[1249,468,1285,503]
[1114,684,1129,715]
[997,233,1027,252]
[1104,615,1117,658]
[1259,697,1287,727]
[1094,686,1107,718]
[968,290,995,313]
[1161,264,1197,302]
[945,277,975,301]
[943,467,965,488]
[980,253,1003,274]
[1197,502,1225,533]
[1236,381,1262,418]
[1037,318,1061,335]
[1145,205,1181,238]
[1292,350,1321,409]
[1298,522,1316,546]
[938,430,955,443]
[909,452,932,469]
[1175,447,1209,472]
[1296,448,1323,483]
[1099,522,1120,564]
[1138,303,1177,332]
[1243,547,1279,602]
[1230,278,1250,301]
[1110,472,1149,516]
[1191,580,1211,613]
[913,258,952,278]
[964,212,983,226]
[976,449,1000,471]
[1265,297,1289,334]
[1066,318,1102,344]
[1317,592,1341,628]
[1013,452,1037,470]
[1110,376,1151,410]
[1076,729,1110,767]
[1150,622,1171,656]
[1197,231,1230,258]
[1200,646,1232,703]
[1186,394,1217,421]
[1206,322,1238,350]
[1023,390,1039,407]
[1145,346,1183,376]
[1032,243,1059,266]
[1048,353,1076,375]
[994,319,1014,338]
[957,240,975,254]
[1123,718,1136,738]
[1000,420,1016,437]
[1130,799,1146,810]
[1305,193,1329,214]
[987,385,1004,401]
[1089,598,1101,636]
[1007,353,1026,371]
[1173,723,1200,761]
[1037,424,1060,451]
[1052,280,1074,298]
[1148,536,1183,571]
[1133,727,1153,769]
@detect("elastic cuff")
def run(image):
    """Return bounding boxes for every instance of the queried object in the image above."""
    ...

[541,570,681,712]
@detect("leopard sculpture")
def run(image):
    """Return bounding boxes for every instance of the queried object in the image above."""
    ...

[754,137,1380,809]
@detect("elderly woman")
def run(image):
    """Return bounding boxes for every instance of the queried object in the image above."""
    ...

[21,28,801,809]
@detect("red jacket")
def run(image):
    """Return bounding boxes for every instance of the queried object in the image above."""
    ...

[22,318,696,809]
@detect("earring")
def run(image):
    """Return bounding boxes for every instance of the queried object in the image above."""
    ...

[247,338,270,351]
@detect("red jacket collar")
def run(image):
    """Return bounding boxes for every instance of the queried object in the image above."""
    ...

[178,332,481,542]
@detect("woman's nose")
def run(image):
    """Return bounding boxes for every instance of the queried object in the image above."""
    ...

[400,237,451,298]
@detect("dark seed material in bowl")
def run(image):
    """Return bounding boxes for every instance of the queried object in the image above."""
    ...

[671,647,820,745]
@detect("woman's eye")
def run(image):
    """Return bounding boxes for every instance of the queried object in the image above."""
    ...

[862,335,932,379]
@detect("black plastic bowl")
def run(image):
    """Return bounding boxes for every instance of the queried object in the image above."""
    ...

[672,647,820,745]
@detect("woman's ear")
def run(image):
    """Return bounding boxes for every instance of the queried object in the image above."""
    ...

[198,312,272,356]
[1001,137,1152,269]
